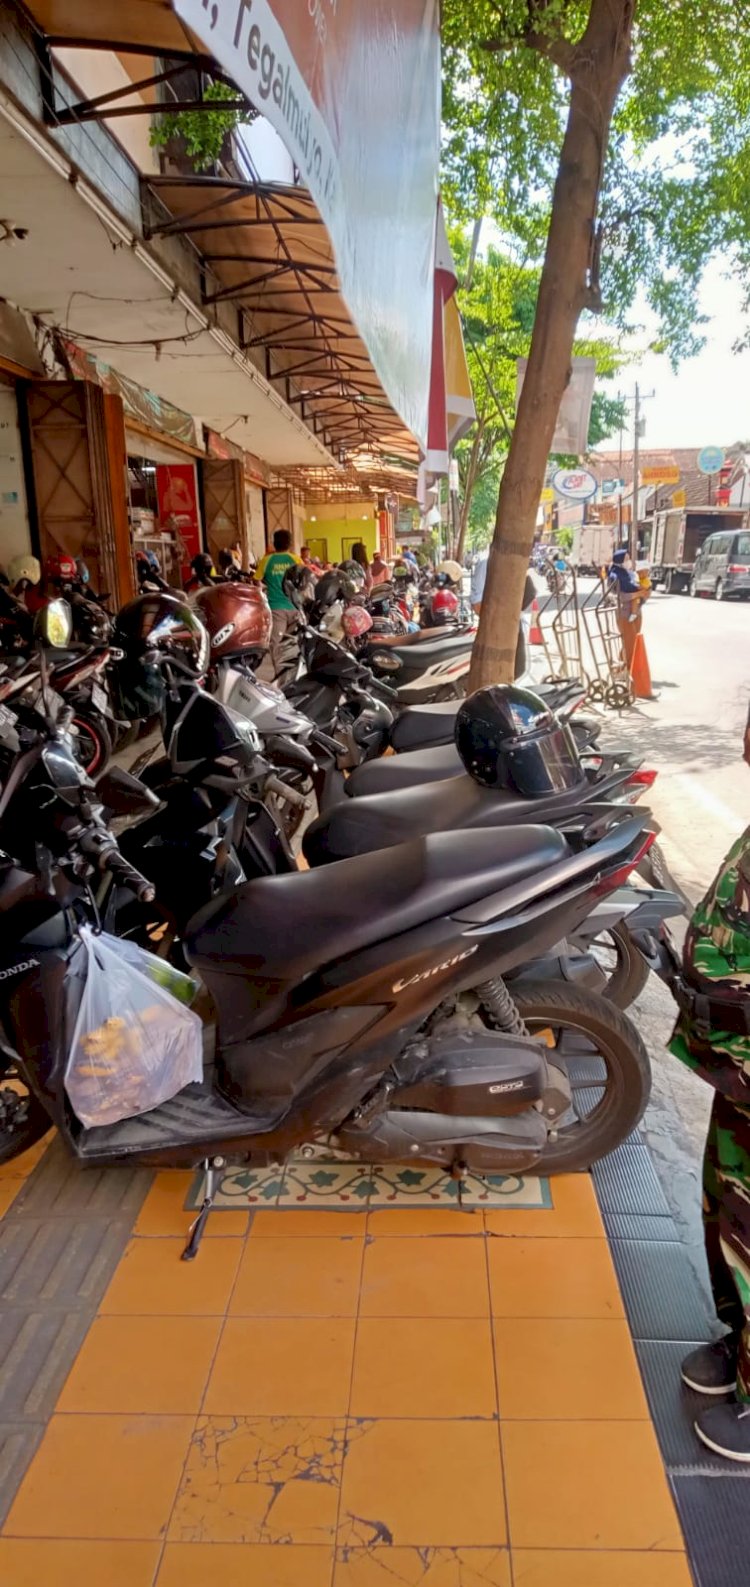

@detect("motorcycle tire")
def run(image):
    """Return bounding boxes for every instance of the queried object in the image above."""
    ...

[490,980,651,1174]
[588,922,649,1009]
[71,709,112,775]
[0,1061,50,1168]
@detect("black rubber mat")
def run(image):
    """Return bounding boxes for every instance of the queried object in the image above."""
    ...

[0,1147,150,1525]
[672,1474,750,1587]
[635,1340,750,1476]
[609,1239,714,1341]
[565,1055,608,1086]
[592,1141,672,1215]
[604,1212,679,1242]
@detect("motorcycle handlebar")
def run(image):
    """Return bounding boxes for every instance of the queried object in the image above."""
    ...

[264,773,309,810]
[78,830,156,903]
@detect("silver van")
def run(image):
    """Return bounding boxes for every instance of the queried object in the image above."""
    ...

[690,530,750,600]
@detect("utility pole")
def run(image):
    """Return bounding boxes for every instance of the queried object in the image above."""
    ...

[630,383,641,563]
[629,383,655,562]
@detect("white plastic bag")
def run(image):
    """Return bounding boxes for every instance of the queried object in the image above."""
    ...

[65,927,203,1128]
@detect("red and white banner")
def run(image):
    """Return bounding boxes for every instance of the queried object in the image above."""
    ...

[174,0,441,449]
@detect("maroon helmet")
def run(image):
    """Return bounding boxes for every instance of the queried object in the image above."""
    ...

[193,580,272,659]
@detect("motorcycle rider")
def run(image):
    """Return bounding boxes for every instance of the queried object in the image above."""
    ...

[670,710,750,1460]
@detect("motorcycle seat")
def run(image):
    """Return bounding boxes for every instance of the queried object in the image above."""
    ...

[369,626,471,648]
[347,743,462,795]
[373,632,475,669]
[389,700,460,753]
[303,773,585,866]
[184,827,569,982]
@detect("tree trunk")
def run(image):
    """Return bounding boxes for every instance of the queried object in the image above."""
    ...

[457,417,486,563]
[469,0,635,689]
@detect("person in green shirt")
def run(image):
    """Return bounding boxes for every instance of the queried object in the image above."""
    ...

[255,530,301,675]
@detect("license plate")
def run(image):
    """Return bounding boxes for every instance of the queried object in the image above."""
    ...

[91,682,110,716]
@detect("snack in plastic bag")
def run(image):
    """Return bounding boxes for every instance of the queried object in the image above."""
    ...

[65,927,203,1128]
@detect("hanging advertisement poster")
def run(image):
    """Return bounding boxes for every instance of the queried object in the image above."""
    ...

[174,0,441,450]
[516,356,597,455]
[155,463,202,583]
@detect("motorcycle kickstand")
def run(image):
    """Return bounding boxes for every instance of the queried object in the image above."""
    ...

[181,1157,225,1261]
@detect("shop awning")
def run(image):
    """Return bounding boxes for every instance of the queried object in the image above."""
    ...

[143,175,421,476]
[20,1,204,58]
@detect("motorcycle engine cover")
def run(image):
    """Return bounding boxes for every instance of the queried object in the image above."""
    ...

[336,1106,546,1171]
[391,1028,548,1117]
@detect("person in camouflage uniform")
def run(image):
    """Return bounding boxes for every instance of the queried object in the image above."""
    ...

[670,718,750,1460]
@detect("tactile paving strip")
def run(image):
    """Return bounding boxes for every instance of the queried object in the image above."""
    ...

[672,1474,750,1587]
[0,1140,151,1524]
[593,1141,672,1215]
[608,1239,714,1342]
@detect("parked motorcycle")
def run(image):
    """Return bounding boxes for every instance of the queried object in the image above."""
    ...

[0,604,660,1235]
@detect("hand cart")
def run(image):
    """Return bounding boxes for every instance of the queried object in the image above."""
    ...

[580,581,635,710]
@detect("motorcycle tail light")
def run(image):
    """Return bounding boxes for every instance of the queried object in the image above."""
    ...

[594,831,656,895]
[619,767,658,804]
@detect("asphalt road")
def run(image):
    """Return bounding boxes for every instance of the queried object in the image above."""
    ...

[537,578,750,901]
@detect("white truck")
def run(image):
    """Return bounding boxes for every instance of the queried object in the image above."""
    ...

[650,506,749,592]
[571,523,614,575]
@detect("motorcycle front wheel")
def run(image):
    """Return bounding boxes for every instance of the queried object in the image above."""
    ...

[488,981,651,1174]
[0,1060,50,1167]
[71,709,112,775]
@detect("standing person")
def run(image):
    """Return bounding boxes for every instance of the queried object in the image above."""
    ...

[669,712,750,1460]
[350,541,373,593]
[371,548,390,583]
[255,530,301,673]
[608,548,648,671]
[471,551,536,679]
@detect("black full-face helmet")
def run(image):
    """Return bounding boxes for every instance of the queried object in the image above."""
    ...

[282,564,316,609]
[454,684,584,796]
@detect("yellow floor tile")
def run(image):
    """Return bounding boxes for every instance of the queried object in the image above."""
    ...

[57,1315,222,1414]
[512,1552,693,1587]
[485,1174,604,1238]
[0,1135,50,1183]
[366,1209,484,1236]
[334,1547,511,1585]
[157,1542,334,1586]
[360,1236,489,1317]
[169,1416,344,1544]
[230,1235,363,1316]
[488,1237,624,1319]
[495,1317,650,1420]
[100,1236,242,1316]
[4,1414,194,1540]
[135,1169,249,1238]
[0,1180,23,1221]
[251,1210,368,1236]
[0,1539,161,1586]
[351,1318,496,1419]
[204,1318,356,1416]
[503,1421,683,1551]
[338,1420,506,1548]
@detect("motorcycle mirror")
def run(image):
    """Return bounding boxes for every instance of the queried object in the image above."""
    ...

[95,766,160,817]
[34,598,73,649]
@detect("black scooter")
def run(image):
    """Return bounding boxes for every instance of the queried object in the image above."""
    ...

[0,676,656,1259]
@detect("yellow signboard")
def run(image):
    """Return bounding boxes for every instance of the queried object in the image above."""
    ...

[540,488,554,504]
[641,465,680,485]
[671,488,687,507]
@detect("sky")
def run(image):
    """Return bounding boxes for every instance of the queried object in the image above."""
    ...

[596,259,750,452]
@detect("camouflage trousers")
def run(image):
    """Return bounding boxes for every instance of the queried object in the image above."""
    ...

[703,1092,750,1400]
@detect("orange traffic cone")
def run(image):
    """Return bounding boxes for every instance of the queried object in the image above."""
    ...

[629,632,653,700]
[529,598,543,646]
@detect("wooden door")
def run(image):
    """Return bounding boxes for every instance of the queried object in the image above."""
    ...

[21,379,134,606]
[202,457,246,566]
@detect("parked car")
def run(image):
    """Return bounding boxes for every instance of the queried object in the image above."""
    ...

[690,529,750,600]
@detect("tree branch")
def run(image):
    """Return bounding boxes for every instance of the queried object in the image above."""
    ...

[482,0,576,74]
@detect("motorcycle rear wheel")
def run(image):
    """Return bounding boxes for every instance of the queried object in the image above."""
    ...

[491,981,651,1174]
[588,923,649,1009]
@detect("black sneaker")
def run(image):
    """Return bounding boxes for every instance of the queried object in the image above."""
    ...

[681,1338,737,1395]
[695,1402,750,1462]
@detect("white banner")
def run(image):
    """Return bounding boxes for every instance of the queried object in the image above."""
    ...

[174,0,441,449]
[516,355,597,456]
